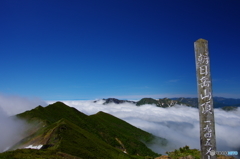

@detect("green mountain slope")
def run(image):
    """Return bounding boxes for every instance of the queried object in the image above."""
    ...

[136,98,186,108]
[17,102,88,126]
[2,102,166,159]
[88,111,167,156]
[0,149,83,159]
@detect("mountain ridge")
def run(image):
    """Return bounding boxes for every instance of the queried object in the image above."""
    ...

[2,101,166,158]
[97,97,240,109]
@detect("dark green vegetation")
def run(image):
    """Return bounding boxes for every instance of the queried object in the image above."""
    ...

[0,149,82,159]
[136,98,187,108]
[1,102,166,159]
[136,98,160,106]
[166,146,200,159]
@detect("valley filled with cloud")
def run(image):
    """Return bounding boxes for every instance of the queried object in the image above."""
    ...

[0,94,239,155]
[49,100,240,154]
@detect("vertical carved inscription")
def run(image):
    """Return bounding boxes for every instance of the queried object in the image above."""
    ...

[194,39,216,159]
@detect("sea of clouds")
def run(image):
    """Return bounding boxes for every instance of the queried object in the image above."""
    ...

[48,100,240,155]
[0,94,239,156]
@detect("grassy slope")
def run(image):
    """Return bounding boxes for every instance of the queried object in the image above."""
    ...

[136,98,159,106]
[166,146,200,159]
[88,111,166,156]
[3,118,132,159]
[136,98,183,107]
[47,118,133,159]
[0,149,83,159]
[5,102,163,158]
[17,102,88,126]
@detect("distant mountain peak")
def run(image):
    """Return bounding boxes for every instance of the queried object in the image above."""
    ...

[94,98,137,105]
[136,97,186,107]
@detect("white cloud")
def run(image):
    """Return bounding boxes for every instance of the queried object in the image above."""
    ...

[1,96,238,155]
[48,100,240,155]
[0,93,47,116]
[0,107,28,152]
[0,94,47,152]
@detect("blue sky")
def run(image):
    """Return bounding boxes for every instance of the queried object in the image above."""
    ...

[1,0,240,100]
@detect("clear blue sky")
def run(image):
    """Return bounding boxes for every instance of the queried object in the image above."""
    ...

[1,0,240,100]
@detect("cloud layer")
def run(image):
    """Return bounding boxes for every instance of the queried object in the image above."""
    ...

[49,100,240,155]
[0,107,28,152]
[0,94,47,152]
[1,95,239,156]
[0,94,47,116]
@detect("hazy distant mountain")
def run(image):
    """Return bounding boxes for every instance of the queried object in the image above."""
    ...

[171,97,240,108]
[136,98,188,108]
[170,98,199,108]
[0,102,166,158]
[96,97,240,111]
[95,98,187,108]
[213,97,240,107]
[94,98,137,105]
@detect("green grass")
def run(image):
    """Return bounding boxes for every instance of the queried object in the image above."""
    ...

[0,149,82,159]
[17,102,88,126]
[51,118,132,159]
[136,98,159,106]
[87,111,162,157]
[166,146,200,159]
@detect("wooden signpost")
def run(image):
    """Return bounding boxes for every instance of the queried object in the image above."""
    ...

[194,39,216,159]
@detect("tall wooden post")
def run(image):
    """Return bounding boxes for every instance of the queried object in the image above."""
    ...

[194,39,216,159]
